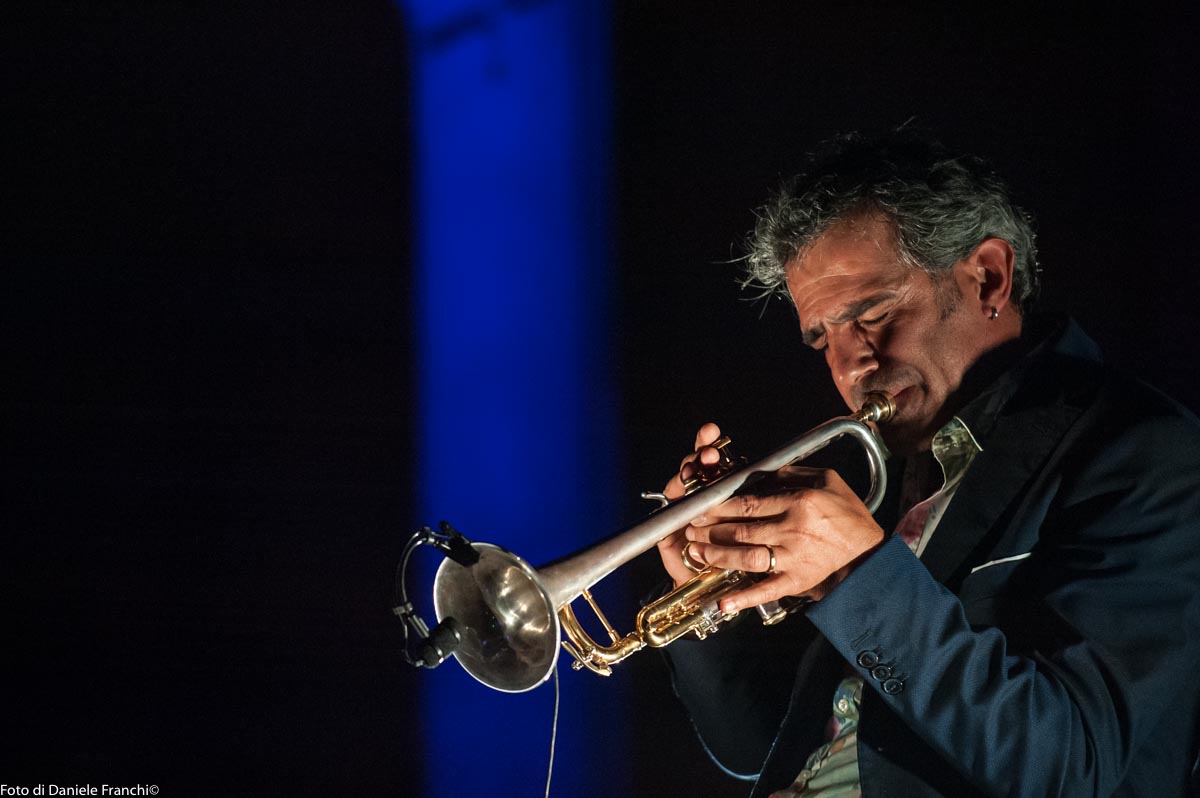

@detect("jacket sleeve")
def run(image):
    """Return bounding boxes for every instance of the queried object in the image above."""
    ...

[808,409,1200,797]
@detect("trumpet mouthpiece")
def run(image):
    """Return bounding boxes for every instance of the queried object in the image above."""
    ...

[856,391,896,424]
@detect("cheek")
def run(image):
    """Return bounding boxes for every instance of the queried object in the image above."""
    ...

[880,320,946,391]
[916,328,968,394]
[876,325,920,368]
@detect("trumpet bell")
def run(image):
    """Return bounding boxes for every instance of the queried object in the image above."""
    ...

[433,543,560,693]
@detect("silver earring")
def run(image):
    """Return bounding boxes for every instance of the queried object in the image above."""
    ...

[990,307,999,320]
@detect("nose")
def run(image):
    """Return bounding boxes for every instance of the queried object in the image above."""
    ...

[825,323,878,389]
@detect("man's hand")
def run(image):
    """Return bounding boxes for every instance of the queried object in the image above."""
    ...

[655,422,727,587]
[682,466,885,612]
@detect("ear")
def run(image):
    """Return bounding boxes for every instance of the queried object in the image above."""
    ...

[954,237,1015,317]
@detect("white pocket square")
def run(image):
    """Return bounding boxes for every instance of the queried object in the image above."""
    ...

[969,551,1033,574]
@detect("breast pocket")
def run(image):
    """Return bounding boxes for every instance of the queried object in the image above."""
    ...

[957,552,1033,626]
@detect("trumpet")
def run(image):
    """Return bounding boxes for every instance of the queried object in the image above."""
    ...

[431,392,894,692]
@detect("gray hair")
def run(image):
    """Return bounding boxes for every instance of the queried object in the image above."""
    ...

[743,129,1040,313]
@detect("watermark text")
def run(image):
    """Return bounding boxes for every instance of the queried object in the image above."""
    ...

[1,786,159,797]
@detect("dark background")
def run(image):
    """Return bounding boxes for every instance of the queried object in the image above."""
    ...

[7,2,1198,796]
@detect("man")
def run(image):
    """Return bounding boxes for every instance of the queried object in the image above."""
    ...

[657,130,1200,797]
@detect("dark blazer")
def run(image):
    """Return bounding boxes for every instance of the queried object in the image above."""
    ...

[666,321,1200,797]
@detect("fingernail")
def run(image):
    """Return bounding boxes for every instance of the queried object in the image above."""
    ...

[693,515,707,525]
[723,599,738,613]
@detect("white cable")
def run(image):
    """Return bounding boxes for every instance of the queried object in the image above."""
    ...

[544,664,560,798]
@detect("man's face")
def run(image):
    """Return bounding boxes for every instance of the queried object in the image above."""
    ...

[786,216,990,454]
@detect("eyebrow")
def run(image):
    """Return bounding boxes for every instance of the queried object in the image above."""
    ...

[800,292,896,347]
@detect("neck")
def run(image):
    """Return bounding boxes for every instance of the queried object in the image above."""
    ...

[901,318,1027,456]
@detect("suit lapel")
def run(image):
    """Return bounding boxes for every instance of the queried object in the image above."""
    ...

[919,403,1077,585]
[919,353,1101,586]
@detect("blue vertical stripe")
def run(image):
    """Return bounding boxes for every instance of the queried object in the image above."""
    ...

[400,1,625,794]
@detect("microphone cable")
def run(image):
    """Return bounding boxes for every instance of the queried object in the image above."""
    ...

[544,663,560,798]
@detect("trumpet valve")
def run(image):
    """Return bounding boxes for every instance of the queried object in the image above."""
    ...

[681,435,739,494]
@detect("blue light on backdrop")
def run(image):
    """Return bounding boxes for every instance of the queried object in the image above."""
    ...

[400,1,625,795]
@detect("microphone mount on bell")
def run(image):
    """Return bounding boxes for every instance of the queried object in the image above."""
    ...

[394,521,478,669]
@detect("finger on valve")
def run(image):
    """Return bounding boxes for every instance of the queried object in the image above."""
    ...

[657,528,700,587]
[658,422,725,582]
[665,422,724,500]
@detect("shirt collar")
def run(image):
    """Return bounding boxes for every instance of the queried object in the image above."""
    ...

[930,415,983,494]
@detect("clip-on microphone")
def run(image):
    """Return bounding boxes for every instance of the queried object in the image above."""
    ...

[393,521,479,669]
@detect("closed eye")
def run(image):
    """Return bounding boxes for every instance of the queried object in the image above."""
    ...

[859,306,894,327]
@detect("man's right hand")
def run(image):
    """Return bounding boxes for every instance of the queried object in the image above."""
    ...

[656,422,726,587]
